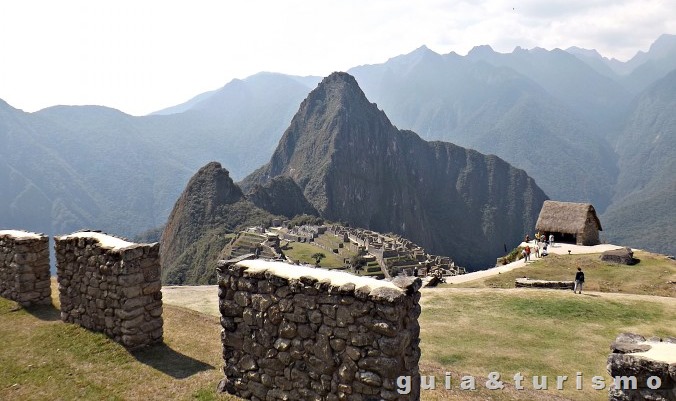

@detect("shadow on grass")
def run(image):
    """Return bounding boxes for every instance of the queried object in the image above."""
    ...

[24,303,61,321]
[132,343,215,379]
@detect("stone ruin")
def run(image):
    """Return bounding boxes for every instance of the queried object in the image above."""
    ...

[608,333,676,401]
[0,230,51,306]
[217,259,422,400]
[55,231,163,349]
[601,247,638,265]
[514,277,574,290]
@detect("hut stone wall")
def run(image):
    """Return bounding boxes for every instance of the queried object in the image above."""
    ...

[0,230,51,306]
[55,232,163,349]
[217,259,422,401]
[580,213,601,245]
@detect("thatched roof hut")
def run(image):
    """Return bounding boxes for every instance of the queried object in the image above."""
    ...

[535,201,602,246]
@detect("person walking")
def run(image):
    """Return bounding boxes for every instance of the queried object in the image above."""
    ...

[574,267,585,294]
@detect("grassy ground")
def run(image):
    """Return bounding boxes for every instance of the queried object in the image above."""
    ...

[453,250,676,297]
[418,287,675,401]
[0,298,234,401]
[282,241,345,268]
[3,264,675,400]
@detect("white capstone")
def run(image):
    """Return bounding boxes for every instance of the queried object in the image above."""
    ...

[629,341,676,364]
[0,229,42,239]
[60,231,135,250]
[236,259,402,293]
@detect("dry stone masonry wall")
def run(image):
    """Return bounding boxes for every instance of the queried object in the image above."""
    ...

[217,259,422,401]
[0,230,51,306]
[55,231,163,349]
[608,333,676,401]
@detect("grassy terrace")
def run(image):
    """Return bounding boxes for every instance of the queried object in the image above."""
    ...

[2,252,674,401]
[453,250,676,297]
[282,241,345,268]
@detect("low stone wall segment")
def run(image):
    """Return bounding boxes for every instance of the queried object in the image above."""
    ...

[608,333,676,401]
[515,278,574,290]
[55,231,163,349]
[0,230,51,306]
[217,259,422,400]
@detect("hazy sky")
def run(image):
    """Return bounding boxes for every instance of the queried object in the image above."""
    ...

[1,0,675,115]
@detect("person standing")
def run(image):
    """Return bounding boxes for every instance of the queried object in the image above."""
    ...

[549,234,555,247]
[574,267,585,294]
[525,245,531,262]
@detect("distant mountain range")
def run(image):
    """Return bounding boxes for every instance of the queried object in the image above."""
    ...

[1,34,674,257]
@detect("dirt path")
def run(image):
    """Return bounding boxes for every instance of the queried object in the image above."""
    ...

[445,243,624,284]
[162,285,219,317]
[421,286,676,306]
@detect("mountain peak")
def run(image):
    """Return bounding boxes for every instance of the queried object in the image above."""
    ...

[302,71,377,119]
[321,71,360,86]
[566,46,603,60]
[648,33,676,58]
[241,72,547,267]
[159,161,247,282]
[467,44,496,57]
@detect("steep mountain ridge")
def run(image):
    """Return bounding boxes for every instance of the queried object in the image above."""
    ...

[465,44,631,126]
[602,69,676,255]
[348,49,618,211]
[246,176,318,218]
[159,162,279,284]
[243,72,548,268]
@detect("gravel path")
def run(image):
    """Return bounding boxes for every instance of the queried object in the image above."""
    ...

[445,243,625,284]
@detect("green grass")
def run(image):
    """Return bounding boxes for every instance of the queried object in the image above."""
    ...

[419,288,675,401]
[3,266,675,401]
[283,241,345,268]
[455,250,676,297]
[0,294,237,401]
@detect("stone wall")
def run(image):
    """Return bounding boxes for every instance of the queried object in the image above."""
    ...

[515,278,574,290]
[217,259,422,401]
[0,230,51,306]
[55,231,163,349]
[608,333,676,401]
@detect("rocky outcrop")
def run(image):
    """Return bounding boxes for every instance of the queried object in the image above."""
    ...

[160,162,277,284]
[607,333,676,401]
[246,176,318,218]
[217,259,422,400]
[601,248,638,265]
[55,231,163,349]
[242,72,548,268]
[161,162,245,271]
[0,230,51,306]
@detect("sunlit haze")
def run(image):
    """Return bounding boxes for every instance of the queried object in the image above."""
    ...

[1,0,675,115]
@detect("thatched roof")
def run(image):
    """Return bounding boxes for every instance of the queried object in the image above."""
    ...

[535,200,602,233]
